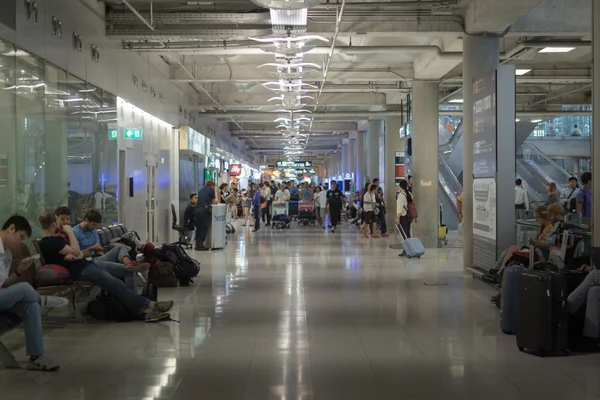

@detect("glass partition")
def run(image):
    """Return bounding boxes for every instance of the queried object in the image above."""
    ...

[0,37,119,236]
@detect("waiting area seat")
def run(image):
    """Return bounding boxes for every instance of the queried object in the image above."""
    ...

[171,204,193,248]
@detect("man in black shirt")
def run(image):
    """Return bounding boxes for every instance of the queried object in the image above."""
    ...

[37,214,174,322]
[195,181,217,251]
[184,193,197,229]
[326,181,345,233]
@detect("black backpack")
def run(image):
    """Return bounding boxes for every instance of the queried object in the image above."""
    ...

[86,296,142,322]
[159,243,200,286]
[148,261,178,288]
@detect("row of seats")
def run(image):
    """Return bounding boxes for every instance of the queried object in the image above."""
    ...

[0,224,133,368]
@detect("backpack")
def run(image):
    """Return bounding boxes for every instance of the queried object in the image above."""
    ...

[226,223,236,234]
[35,265,71,287]
[407,199,418,219]
[148,261,178,287]
[86,296,140,322]
[159,243,200,286]
[273,214,290,223]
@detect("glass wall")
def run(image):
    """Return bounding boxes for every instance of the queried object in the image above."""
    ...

[529,106,592,137]
[0,38,117,237]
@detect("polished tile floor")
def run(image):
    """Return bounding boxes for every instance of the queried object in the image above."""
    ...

[2,223,600,400]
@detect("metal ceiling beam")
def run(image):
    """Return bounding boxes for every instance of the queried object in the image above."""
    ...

[440,110,592,117]
[232,122,357,131]
[208,111,403,118]
[196,92,387,108]
[107,12,271,25]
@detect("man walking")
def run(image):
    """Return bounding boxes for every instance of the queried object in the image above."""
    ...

[194,180,217,251]
[252,185,262,232]
[326,181,345,233]
[514,179,529,220]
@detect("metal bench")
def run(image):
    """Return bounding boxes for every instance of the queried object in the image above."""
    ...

[0,312,22,368]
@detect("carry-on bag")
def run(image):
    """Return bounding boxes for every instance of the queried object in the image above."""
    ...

[500,265,524,334]
[516,269,570,356]
[396,224,425,259]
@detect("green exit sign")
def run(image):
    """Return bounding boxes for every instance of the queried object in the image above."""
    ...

[124,128,143,140]
[108,129,119,140]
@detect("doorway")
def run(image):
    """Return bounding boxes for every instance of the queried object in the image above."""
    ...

[146,154,158,243]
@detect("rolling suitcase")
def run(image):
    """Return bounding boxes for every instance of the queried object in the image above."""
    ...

[397,224,425,259]
[500,265,524,334]
[516,270,570,356]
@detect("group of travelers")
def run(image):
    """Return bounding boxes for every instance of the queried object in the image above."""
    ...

[0,206,177,372]
[485,171,599,350]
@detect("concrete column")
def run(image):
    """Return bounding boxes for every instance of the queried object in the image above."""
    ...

[341,139,349,175]
[412,81,439,247]
[348,137,356,187]
[384,116,404,228]
[355,132,366,190]
[463,35,499,269]
[367,120,383,182]
[594,0,600,248]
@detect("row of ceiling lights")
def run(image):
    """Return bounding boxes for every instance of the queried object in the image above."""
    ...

[247,1,328,158]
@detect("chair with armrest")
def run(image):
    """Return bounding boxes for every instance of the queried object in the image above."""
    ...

[171,204,193,248]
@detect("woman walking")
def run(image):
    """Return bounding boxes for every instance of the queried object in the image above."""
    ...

[397,179,414,256]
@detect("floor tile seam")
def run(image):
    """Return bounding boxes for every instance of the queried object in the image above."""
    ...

[352,323,387,400]
[449,330,535,400]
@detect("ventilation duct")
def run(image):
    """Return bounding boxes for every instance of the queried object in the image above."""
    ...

[251,0,320,10]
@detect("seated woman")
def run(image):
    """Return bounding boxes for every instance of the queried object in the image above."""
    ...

[37,214,173,323]
[567,265,600,350]
[493,205,553,277]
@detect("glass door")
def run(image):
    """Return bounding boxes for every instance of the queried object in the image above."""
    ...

[146,154,158,243]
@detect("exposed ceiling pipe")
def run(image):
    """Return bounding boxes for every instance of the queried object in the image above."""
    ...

[120,0,261,150]
[202,111,404,118]
[525,85,591,108]
[309,0,346,147]
[517,41,592,48]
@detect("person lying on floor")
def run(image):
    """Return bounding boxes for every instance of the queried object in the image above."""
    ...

[567,266,600,350]
[0,215,68,371]
[37,214,173,323]
[55,207,148,292]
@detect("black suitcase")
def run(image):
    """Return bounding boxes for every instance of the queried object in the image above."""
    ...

[516,270,570,356]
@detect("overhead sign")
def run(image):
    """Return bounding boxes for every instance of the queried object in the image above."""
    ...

[229,164,242,176]
[108,129,118,140]
[124,128,143,140]
[276,160,312,168]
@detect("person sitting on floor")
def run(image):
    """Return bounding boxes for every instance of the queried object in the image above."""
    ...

[567,266,600,350]
[0,215,67,371]
[56,207,149,292]
[37,214,173,322]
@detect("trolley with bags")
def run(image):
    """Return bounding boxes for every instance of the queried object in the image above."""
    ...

[271,202,291,229]
[288,194,299,220]
[396,223,425,259]
[438,203,448,247]
[297,201,316,226]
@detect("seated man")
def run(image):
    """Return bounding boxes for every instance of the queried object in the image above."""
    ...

[0,215,67,371]
[183,193,197,229]
[567,266,600,349]
[38,214,172,322]
[56,207,148,291]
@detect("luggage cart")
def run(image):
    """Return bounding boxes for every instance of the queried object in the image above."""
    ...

[271,202,291,229]
[297,201,316,226]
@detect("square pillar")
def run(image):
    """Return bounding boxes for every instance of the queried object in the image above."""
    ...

[412,81,439,248]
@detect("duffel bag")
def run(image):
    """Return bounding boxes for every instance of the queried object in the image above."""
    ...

[148,261,178,287]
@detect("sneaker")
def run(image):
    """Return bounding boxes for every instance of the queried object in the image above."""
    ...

[398,252,407,257]
[381,233,390,238]
[125,262,150,273]
[195,246,210,251]
[28,356,59,372]
[154,301,174,313]
[331,228,335,233]
[252,229,259,232]
[42,296,69,310]
[145,309,171,323]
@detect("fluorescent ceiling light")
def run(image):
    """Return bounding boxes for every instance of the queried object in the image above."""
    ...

[449,99,463,103]
[515,118,521,122]
[531,119,542,123]
[515,69,531,76]
[249,35,329,43]
[538,47,575,53]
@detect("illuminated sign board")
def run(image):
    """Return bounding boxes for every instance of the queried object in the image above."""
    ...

[124,128,143,139]
[276,160,312,168]
[229,164,242,176]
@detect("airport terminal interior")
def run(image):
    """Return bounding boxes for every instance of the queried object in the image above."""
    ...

[1,0,600,399]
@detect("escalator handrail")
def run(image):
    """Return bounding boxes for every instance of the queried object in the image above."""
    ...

[518,143,572,181]
[439,119,463,154]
